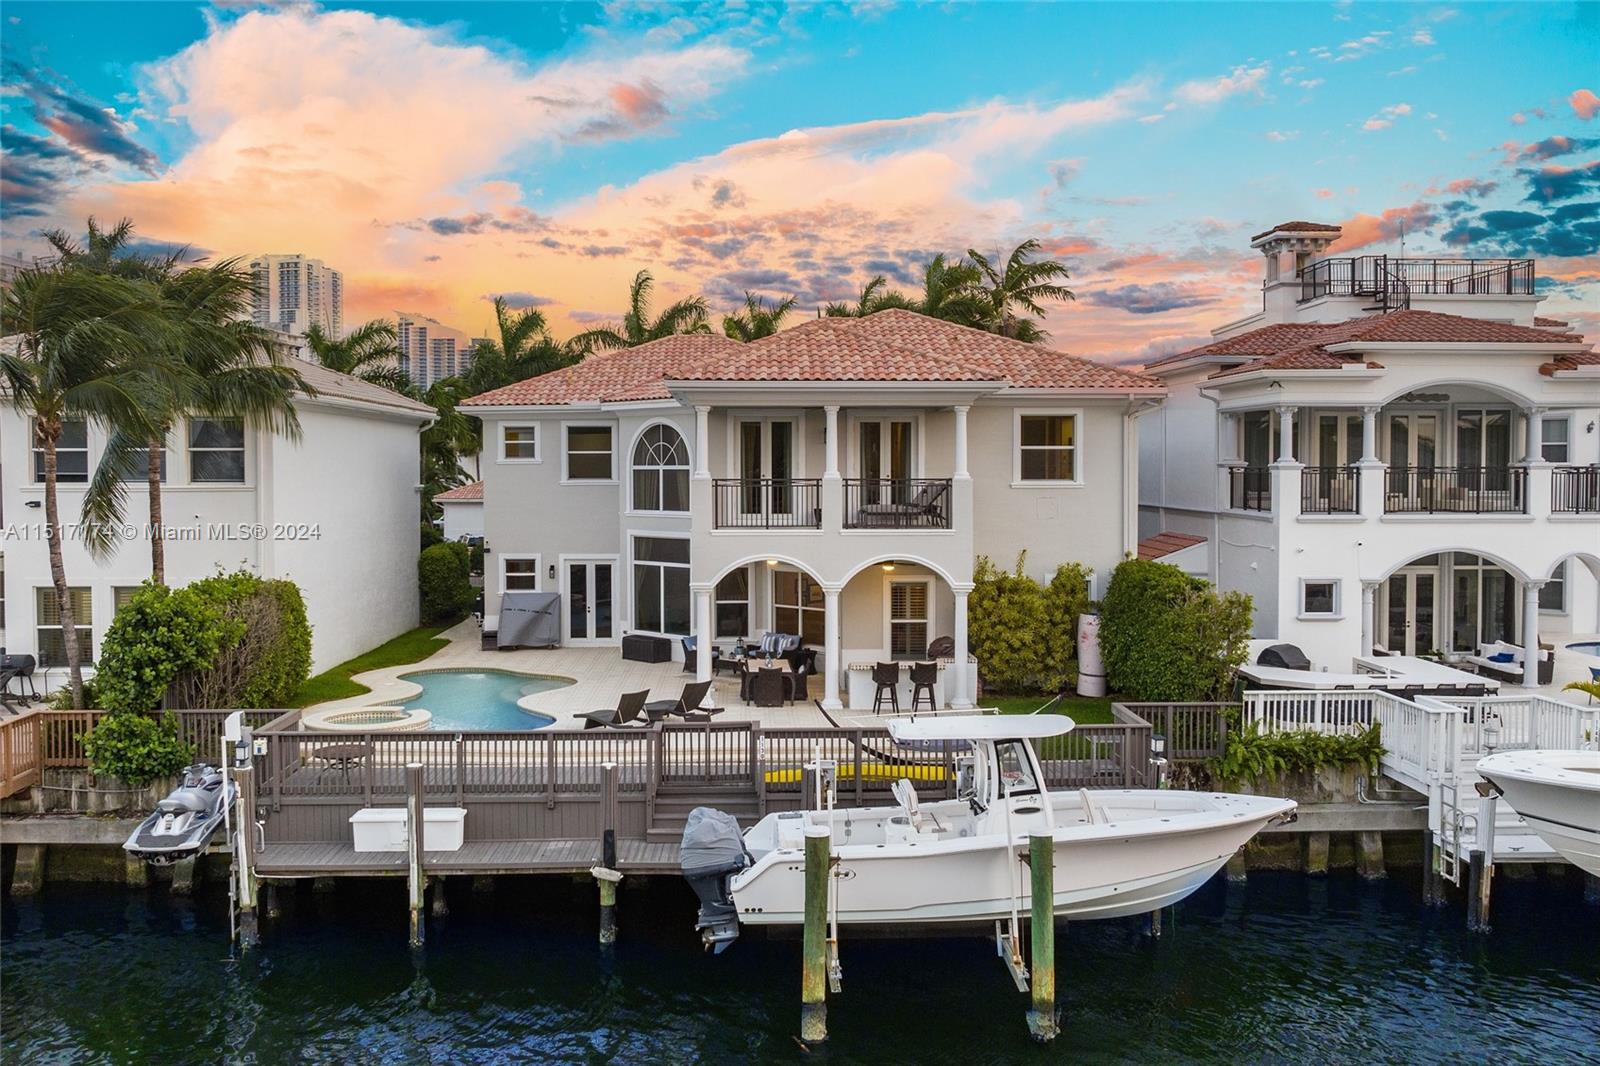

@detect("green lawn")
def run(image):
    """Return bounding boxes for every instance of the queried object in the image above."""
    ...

[289,623,454,707]
[985,693,1117,724]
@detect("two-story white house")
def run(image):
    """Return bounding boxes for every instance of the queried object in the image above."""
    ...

[462,309,1164,710]
[1139,221,1600,685]
[0,359,435,681]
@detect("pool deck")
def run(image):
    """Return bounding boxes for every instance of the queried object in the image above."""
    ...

[308,618,839,729]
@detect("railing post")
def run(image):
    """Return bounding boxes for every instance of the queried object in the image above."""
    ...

[406,762,426,948]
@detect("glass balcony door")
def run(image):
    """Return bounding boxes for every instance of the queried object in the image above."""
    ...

[738,419,795,517]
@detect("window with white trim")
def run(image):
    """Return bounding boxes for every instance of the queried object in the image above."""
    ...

[33,418,89,483]
[773,569,824,647]
[888,579,931,659]
[36,586,92,666]
[113,586,141,615]
[632,424,689,513]
[564,424,614,481]
[188,418,245,482]
[116,442,168,483]
[1540,562,1567,614]
[632,536,690,635]
[1015,412,1078,483]
[501,555,542,593]
[1299,579,1340,617]
[502,424,539,461]
[715,568,750,639]
[1541,416,1570,463]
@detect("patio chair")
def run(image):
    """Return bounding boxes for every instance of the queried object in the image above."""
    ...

[681,635,723,674]
[872,662,901,715]
[909,661,939,713]
[575,690,650,730]
[786,651,816,704]
[751,667,786,709]
[645,680,717,723]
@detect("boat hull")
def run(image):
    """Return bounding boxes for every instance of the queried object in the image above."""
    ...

[728,790,1294,927]
[1477,750,1600,877]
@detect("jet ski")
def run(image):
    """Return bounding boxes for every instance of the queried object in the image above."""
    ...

[123,764,237,865]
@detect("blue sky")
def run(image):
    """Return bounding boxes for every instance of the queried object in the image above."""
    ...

[2,1,1596,360]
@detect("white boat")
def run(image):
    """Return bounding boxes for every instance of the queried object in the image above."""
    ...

[1476,750,1600,877]
[681,714,1296,950]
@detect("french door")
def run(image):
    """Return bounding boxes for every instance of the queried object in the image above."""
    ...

[738,420,795,517]
[1384,568,1438,657]
[1385,412,1438,495]
[565,559,615,645]
[858,418,913,504]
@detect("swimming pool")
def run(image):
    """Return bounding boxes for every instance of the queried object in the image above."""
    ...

[1567,642,1600,656]
[397,669,569,731]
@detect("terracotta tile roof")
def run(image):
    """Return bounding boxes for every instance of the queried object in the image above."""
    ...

[464,309,1161,406]
[1137,531,1207,561]
[1535,316,1571,328]
[1540,352,1600,376]
[434,480,483,502]
[1146,310,1588,380]
[1250,221,1342,242]
[460,334,741,406]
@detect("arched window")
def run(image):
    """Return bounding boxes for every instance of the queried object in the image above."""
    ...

[632,423,689,513]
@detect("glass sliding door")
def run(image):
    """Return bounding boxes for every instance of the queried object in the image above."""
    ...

[566,560,614,644]
[1450,553,1518,651]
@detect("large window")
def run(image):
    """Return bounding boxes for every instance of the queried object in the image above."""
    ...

[1541,416,1570,463]
[888,579,931,659]
[501,424,539,462]
[715,568,750,639]
[564,424,615,481]
[36,586,92,666]
[1015,412,1079,483]
[189,418,245,482]
[33,418,89,483]
[632,424,689,512]
[1451,553,1516,651]
[1540,561,1568,614]
[633,536,690,635]
[773,569,824,647]
[501,555,542,593]
[117,439,168,483]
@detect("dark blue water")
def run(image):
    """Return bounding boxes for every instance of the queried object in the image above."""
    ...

[398,670,565,731]
[4,871,1598,1064]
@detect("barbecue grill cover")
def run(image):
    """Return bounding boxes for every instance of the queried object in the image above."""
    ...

[1256,643,1311,670]
[496,591,560,648]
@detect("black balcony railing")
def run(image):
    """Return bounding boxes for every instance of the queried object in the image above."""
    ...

[1553,466,1600,514]
[1298,255,1534,305]
[1300,466,1360,514]
[1228,466,1271,512]
[1384,466,1526,514]
[843,478,953,529]
[712,478,822,529]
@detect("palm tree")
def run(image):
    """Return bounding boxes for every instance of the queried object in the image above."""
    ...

[571,270,711,351]
[916,253,988,327]
[41,216,154,278]
[304,320,409,390]
[464,296,581,394]
[966,238,1075,340]
[821,275,917,318]
[418,377,474,519]
[722,291,799,341]
[82,259,306,583]
[1,266,172,708]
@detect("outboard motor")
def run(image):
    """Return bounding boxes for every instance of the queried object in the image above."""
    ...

[680,807,750,953]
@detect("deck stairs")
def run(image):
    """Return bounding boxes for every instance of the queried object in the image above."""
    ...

[647,784,762,844]
[1243,689,1595,880]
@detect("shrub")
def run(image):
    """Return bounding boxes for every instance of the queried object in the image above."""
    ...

[166,571,313,709]
[82,712,194,786]
[420,522,443,549]
[969,553,1092,694]
[420,542,474,624]
[1208,721,1384,784]
[1100,558,1252,701]
[95,582,239,714]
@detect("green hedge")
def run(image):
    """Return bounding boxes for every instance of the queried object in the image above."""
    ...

[82,711,194,786]
[94,582,239,714]
[1099,558,1252,701]
[969,553,1092,694]
[1209,721,1384,782]
[420,542,474,624]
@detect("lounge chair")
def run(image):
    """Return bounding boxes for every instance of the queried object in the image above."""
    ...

[576,690,650,729]
[854,480,950,528]
[645,680,717,722]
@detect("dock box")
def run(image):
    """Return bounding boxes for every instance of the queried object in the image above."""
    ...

[622,633,672,663]
[349,807,468,852]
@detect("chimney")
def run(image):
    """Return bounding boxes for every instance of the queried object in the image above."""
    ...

[1249,221,1342,323]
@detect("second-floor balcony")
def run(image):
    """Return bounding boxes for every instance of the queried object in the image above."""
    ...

[1298,255,1535,305]
[843,478,953,530]
[710,476,956,530]
[1553,466,1600,514]
[1384,466,1526,514]
[712,478,822,529]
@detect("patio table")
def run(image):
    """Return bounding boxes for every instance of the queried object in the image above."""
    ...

[311,742,374,785]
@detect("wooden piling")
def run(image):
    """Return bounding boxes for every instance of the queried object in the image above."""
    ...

[312,876,338,895]
[1304,832,1330,876]
[264,881,282,920]
[597,762,621,945]
[124,851,148,889]
[800,824,831,1045]
[171,856,198,896]
[1585,873,1600,907]
[234,764,260,949]
[1355,831,1386,880]
[406,762,425,948]
[429,878,450,919]
[1466,851,1491,932]
[11,844,46,896]
[1026,834,1058,1042]
[1225,850,1248,883]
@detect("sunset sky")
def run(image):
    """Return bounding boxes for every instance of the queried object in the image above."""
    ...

[3,1,1596,365]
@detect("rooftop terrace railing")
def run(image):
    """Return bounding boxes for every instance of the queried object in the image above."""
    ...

[1298,255,1534,304]
[1552,465,1600,514]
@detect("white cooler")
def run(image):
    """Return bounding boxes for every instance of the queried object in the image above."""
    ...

[349,807,467,852]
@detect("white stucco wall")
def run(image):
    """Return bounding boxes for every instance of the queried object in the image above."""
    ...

[439,500,483,542]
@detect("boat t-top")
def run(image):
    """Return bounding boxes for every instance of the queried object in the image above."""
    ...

[682,713,1296,951]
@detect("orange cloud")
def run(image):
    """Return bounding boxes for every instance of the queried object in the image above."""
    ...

[1572,88,1600,121]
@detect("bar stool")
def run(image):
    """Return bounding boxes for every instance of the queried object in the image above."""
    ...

[872,662,901,715]
[909,661,938,714]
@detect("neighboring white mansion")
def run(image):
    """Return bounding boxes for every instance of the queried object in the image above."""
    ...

[462,310,1164,710]
[1139,221,1600,684]
[435,480,484,542]
[0,360,434,680]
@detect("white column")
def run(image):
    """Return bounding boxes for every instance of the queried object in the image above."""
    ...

[1360,582,1377,656]
[822,586,843,711]
[1360,405,1379,463]
[1522,581,1544,689]
[950,585,973,710]
[693,405,710,479]
[1276,405,1297,464]
[952,405,970,479]
[1522,407,1545,464]
[694,587,712,683]
[823,405,840,478]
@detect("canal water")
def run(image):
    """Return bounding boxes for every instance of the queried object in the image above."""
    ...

[4,870,1597,1064]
